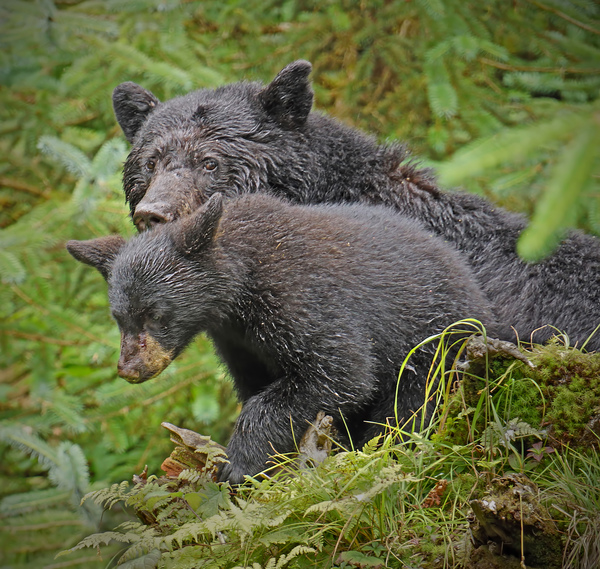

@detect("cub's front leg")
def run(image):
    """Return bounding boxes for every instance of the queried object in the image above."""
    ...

[217,368,376,485]
[218,384,324,484]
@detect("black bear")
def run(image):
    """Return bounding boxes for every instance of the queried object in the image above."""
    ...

[112,61,600,351]
[67,193,506,484]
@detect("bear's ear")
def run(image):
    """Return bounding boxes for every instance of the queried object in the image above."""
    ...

[112,82,160,143]
[66,236,126,280]
[175,193,225,256]
[258,60,313,129]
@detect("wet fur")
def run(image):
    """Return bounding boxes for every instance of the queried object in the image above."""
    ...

[113,62,600,351]
[68,194,509,483]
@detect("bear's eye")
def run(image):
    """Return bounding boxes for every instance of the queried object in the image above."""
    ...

[147,312,162,325]
[146,159,156,172]
[203,158,218,172]
[147,313,167,331]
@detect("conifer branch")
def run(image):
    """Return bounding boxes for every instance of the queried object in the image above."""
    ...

[478,57,600,75]
[84,372,210,422]
[0,177,49,197]
[1,330,85,346]
[10,285,110,345]
[528,0,600,36]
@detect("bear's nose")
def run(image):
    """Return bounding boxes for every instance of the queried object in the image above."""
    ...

[117,359,142,382]
[133,204,173,232]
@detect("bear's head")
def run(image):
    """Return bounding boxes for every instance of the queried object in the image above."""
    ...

[66,194,226,383]
[112,61,314,232]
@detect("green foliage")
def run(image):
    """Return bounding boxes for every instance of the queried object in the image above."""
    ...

[548,449,600,569]
[1,1,599,567]
[59,341,600,568]
[439,342,600,452]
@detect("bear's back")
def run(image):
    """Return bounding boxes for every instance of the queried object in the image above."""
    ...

[216,194,499,341]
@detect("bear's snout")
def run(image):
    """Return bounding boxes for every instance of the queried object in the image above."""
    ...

[118,331,173,383]
[133,203,174,232]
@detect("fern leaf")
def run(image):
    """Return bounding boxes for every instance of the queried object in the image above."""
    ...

[81,480,131,509]
[184,481,231,518]
[425,40,451,62]
[275,546,317,568]
[477,38,510,61]
[118,532,166,565]
[167,520,215,548]
[59,529,141,555]
[337,550,384,567]
[450,34,481,61]
[304,499,339,515]
[517,120,600,261]
[353,465,408,503]
[117,548,162,569]
[45,391,88,434]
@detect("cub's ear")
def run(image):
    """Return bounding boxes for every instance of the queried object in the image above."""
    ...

[112,82,160,143]
[66,236,126,280]
[258,60,313,129]
[175,193,224,256]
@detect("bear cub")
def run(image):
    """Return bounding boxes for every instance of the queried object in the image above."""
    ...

[67,194,506,484]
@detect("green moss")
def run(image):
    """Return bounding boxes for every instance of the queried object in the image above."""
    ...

[537,348,600,441]
[437,344,600,451]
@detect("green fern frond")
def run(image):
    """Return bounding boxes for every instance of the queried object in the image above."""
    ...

[44,391,88,434]
[115,547,162,569]
[336,551,385,568]
[0,426,90,509]
[62,126,106,152]
[82,480,132,509]
[425,40,451,62]
[450,34,482,61]
[103,0,180,13]
[58,529,143,556]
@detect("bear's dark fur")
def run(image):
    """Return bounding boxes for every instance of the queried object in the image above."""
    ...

[112,61,600,351]
[67,193,506,484]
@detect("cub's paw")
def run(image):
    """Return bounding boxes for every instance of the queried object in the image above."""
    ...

[217,460,253,486]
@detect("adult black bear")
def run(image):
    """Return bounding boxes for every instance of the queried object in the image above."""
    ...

[112,61,600,351]
[67,194,505,484]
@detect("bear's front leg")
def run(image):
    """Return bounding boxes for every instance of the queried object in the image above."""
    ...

[218,384,337,485]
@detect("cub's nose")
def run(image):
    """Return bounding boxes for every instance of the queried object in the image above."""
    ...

[133,204,174,232]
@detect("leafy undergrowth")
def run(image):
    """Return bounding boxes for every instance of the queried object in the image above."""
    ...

[58,338,600,569]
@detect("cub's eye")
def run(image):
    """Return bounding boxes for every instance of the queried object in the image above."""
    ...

[203,158,218,172]
[147,313,163,326]
[146,159,156,172]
